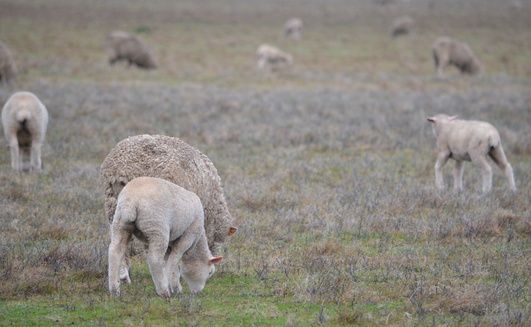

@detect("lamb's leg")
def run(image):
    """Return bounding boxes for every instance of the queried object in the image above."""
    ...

[147,239,171,298]
[453,161,465,192]
[471,155,492,194]
[30,142,42,173]
[489,146,517,192]
[166,231,199,295]
[435,151,450,190]
[108,230,131,297]
[8,137,20,172]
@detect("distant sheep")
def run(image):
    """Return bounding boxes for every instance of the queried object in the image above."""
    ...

[391,16,414,38]
[257,44,293,71]
[0,41,17,86]
[100,134,237,283]
[109,177,222,297]
[427,114,516,194]
[284,18,303,40]
[106,31,157,69]
[432,36,482,77]
[2,92,48,173]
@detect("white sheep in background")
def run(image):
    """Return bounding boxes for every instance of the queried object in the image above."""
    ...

[0,41,17,86]
[100,134,237,284]
[432,36,482,77]
[109,177,222,297]
[427,114,516,194]
[257,44,293,71]
[106,31,158,70]
[284,18,303,40]
[2,91,48,173]
[391,16,414,38]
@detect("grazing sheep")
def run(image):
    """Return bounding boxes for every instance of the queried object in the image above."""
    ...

[284,18,303,40]
[100,134,237,283]
[432,36,482,77]
[109,177,222,297]
[427,114,516,194]
[2,92,48,173]
[0,41,17,86]
[391,16,414,38]
[106,31,157,70]
[257,44,293,71]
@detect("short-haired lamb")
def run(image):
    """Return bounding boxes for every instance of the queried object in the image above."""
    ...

[427,114,516,194]
[391,16,414,38]
[432,36,482,77]
[256,44,293,71]
[106,31,157,70]
[2,91,48,173]
[284,18,303,40]
[109,177,222,297]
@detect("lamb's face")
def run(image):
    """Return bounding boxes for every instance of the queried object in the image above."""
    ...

[180,257,221,293]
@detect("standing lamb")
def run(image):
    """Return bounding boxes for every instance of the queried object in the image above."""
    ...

[2,91,48,173]
[0,41,17,86]
[106,31,157,70]
[109,177,222,297]
[391,16,414,38]
[284,18,303,40]
[100,134,237,283]
[432,36,482,77]
[257,44,293,71]
[427,114,516,194]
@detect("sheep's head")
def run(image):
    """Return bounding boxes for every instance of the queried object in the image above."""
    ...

[180,256,222,293]
[427,115,457,137]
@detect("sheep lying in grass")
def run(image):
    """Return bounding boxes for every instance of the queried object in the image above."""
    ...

[109,177,222,297]
[427,114,516,194]
[2,92,48,173]
[100,134,237,283]
[391,16,414,38]
[432,36,482,77]
[257,44,293,71]
[284,18,303,40]
[106,31,157,70]
[0,41,17,86]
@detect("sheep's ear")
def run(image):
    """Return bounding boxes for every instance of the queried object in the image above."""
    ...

[448,115,458,121]
[427,117,436,123]
[210,257,223,264]
[228,227,238,236]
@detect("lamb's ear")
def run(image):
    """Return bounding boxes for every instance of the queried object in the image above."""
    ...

[448,115,458,120]
[228,227,238,236]
[427,117,436,123]
[210,257,223,264]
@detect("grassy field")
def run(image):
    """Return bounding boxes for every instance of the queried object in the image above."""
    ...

[0,0,530,326]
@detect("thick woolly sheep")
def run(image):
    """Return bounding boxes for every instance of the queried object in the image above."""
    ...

[0,41,17,86]
[284,18,303,40]
[391,16,414,38]
[100,134,236,282]
[109,177,222,297]
[2,91,48,173]
[427,114,516,194]
[106,31,157,70]
[257,44,293,71]
[432,36,482,77]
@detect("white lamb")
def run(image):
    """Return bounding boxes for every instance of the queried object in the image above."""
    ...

[257,44,293,71]
[427,114,516,194]
[284,18,303,40]
[1,91,49,173]
[109,176,222,297]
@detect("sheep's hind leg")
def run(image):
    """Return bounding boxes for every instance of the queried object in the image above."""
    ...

[472,155,492,194]
[489,146,517,192]
[147,241,170,298]
[108,230,131,297]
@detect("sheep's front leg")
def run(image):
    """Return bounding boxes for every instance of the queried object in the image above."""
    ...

[166,232,198,295]
[453,160,465,192]
[435,151,450,190]
[472,155,492,194]
[147,240,171,298]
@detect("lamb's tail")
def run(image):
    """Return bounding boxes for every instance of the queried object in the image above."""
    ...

[15,109,31,124]
[113,197,138,226]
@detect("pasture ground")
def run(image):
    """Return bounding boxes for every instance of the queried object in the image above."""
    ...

[0,0,530,326]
